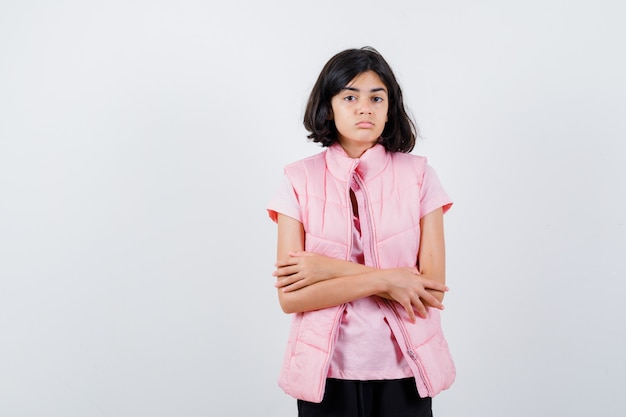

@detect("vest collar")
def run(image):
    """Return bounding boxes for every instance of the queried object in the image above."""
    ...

[326,143,390,182]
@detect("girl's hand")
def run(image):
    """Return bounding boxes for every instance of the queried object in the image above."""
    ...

[380,267,448,323]
[273,251,337,292]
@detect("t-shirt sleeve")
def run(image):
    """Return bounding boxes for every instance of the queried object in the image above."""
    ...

[267,174,302,223]
[420,164,453,218]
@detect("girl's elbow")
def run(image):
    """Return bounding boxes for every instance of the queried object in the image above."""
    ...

[280,302,296,314]
[278,292,298,314]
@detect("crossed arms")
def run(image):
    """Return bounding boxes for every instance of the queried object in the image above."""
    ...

[273,208,448,323]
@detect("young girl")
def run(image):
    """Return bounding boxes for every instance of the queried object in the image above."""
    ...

[267,47,455,417]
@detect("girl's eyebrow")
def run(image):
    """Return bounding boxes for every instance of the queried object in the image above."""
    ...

[343,86,388,93]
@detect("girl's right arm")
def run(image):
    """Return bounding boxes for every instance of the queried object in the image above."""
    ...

[275,214,446,321]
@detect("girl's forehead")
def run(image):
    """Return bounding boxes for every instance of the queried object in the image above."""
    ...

[344,71,388,91]
[350,70,382,81]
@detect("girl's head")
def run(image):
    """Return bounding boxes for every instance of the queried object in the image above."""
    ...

[304,46,417,153]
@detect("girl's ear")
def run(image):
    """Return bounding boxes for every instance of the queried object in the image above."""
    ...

[327,109,334,120]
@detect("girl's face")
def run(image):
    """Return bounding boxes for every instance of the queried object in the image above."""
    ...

[330,70,388,158]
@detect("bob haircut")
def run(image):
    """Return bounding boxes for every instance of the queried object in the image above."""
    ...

[303,46,417,153]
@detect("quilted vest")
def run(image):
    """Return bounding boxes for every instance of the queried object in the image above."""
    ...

[278,143,456,403]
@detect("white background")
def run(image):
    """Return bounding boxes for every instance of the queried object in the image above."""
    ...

[1,1,625,416]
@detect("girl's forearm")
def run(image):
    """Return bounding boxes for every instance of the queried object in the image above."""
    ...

[326,259,446,305]
[278,269,387,314]
[322,256,376,277]
[274,252,379,292]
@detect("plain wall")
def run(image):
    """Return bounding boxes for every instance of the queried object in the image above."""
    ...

[1,1,624,416]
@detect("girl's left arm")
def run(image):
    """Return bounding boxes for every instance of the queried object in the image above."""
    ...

[417,207,447,304]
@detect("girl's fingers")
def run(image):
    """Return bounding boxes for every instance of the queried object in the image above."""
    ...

[275,258,297,268]
[275,272,311,292]
[417,289,443,310]
[273,265,299,278]
[274,279,288,288]
[403,301,416,323]
[281,278,309,293]
[412,294,428,319]
[276,280,296,290]
[275,273,298,288]
[427,281,447,291]
[421,279,448,292]
[282,283,299,293]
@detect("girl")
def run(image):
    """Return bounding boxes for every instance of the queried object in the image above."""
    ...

[267,47,455,417]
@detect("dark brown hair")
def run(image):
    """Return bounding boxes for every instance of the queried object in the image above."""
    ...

[303,46,417,153]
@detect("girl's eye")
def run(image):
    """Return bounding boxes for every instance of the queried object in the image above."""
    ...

[344,95,357,102]
[372,97,384,103]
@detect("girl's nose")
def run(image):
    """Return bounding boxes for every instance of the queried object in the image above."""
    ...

[358,104,372,114]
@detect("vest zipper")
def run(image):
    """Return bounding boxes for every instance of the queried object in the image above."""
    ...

[352,172,379,268]
[385,300,434,397]
[353,169,433,397]
[346,159,359,259]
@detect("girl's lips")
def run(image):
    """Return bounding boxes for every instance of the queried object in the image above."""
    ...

[356,121,374,128]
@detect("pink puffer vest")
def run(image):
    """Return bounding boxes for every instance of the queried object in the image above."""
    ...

[277,143,455,403]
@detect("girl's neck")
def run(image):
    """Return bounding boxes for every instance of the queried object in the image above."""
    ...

[339,142,376,159]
